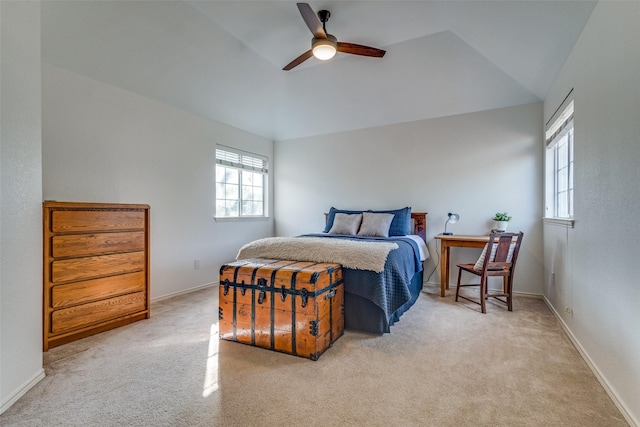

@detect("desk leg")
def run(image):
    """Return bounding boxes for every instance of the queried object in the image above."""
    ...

[439,242,449,297]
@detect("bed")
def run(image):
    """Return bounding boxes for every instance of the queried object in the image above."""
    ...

[236,208,428,334]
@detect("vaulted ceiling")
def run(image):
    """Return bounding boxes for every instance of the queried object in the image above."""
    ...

[41,1,596,140]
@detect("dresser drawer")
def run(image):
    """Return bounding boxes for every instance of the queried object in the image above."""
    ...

[51,291,147,334]
[51,271,146,308]
[51,209,145,233]
[51,251,145,283]
[51,231,145,258]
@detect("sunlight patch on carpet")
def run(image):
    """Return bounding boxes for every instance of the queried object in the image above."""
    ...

[203,323,219,397]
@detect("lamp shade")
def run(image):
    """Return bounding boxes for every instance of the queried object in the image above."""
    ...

[312,35,337,60]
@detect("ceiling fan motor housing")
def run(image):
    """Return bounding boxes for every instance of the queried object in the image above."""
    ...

[318,10,331,24]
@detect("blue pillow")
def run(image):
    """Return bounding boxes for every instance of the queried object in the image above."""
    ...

[324,206,411,236]
[371,207,411,236]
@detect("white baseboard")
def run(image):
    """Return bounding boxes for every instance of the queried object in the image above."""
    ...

[543,296,637,427]
[422,281,542,298]
[0,368,45,415]
[150,282,216,303]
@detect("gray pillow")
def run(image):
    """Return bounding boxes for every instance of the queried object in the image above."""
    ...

[357,212,394,238]
[328,213,362,235]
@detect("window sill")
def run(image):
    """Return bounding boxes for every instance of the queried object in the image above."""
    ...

[214,216,270,223]
[543,217,575,228]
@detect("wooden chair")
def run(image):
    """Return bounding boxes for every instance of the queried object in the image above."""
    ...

[455,231,524,313]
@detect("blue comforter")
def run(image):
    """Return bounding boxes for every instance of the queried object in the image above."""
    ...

[301,234,423,322]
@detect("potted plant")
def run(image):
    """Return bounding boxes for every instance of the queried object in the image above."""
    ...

[492,212,512,232]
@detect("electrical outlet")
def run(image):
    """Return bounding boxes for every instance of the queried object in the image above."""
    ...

[194,259,200,270]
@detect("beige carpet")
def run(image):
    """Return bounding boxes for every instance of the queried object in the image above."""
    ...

[0,286,627,427]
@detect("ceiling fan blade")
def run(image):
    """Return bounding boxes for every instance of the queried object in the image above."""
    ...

[297,3,326,39]
[283,50,314,71]
[337,42,386,58]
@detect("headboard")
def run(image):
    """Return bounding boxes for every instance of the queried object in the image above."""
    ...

[323,211,428,242]
[411,212,428,242]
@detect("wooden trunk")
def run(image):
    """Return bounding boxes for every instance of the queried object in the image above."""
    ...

[219,259,344,360]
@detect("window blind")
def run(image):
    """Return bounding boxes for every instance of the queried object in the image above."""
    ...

[216,146,268,173]
[546,100,574,148]
[546,116,574,148]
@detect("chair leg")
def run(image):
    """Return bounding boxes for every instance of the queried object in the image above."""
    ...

[506,276,513,311]
[480,277,487,314]
[455,268,463,301]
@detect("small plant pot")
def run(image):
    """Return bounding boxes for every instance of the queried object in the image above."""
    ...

[494,220,508,232]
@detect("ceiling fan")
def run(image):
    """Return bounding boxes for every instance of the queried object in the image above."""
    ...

[283,3,386,71]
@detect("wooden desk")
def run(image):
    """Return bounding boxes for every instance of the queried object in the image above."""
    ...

[434,234,489,297]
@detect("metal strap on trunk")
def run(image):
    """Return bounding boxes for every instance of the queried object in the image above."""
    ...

[222,277,342,299]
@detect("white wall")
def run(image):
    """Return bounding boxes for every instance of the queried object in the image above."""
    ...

[543,2,640,425]
[274,102,544,295]
[277,30,539,140]
[0,1,45,413]
[42,64,274,299]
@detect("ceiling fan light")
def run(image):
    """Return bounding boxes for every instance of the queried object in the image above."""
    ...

[312,36,337,60]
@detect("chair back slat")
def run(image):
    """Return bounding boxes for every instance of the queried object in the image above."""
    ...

[483,232,524,271]
[493,236,514,263]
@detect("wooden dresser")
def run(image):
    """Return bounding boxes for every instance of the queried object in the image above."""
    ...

[43,201,150,350]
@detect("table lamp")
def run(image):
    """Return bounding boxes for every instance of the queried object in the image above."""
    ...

[442,212,459,235]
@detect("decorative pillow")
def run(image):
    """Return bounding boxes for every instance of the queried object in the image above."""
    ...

[357,212,395,238]
[369,207,412,236]
[323,207,363,233]
[324,206,412,236]
[328,213,362,235]
[473,242,516,270]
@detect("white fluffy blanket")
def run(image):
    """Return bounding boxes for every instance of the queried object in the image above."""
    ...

[236,237,398,273]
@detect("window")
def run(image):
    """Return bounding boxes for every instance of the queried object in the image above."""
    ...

[545,100,574,219]
[215,146,268,218]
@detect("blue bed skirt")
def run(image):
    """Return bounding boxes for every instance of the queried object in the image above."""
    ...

[344,270,424,334]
